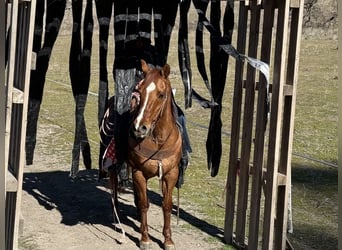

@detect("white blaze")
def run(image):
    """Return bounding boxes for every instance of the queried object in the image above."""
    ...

[135,82,156,130]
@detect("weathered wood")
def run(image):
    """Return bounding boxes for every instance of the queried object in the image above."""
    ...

[224,0,248,244]
[277,173,287,186]
[5,0,36,249]
[225,0,303,248]
[274,1,304,249]
[6,170,18,192]
[283,84,293,96]
[235,2,261,246]
[248,1,275,247]
[12,88,24,104]
[262,0,290,249]
[290,0,301,8]
[1,0,5,248]
[5,0,18,182]
[244,0,262,6]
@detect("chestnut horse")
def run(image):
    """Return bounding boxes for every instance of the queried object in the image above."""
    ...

[127,60,182,250]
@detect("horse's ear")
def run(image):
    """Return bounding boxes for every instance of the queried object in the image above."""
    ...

[141,59,149,74]
[161,64,170,78]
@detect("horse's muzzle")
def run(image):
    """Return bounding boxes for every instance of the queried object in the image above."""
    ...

[131,124,150,139]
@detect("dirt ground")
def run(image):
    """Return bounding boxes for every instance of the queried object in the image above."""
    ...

[18,124,227,250]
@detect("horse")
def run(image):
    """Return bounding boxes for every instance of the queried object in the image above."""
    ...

[126,59,182,250]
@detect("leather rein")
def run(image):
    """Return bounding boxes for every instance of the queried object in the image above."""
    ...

[129,86,180,163]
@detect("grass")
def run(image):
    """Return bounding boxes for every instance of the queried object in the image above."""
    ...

[294,40,338,164]
[288,40,338,249]
[32,7,338,250]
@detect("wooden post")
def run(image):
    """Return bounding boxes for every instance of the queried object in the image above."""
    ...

[224,0,248,243]
[248,1,275,247]
[274,1,304,248]
[262,0,290,248]
[235,2,261,246]
[1,0,6,249]
[5,0,36,249]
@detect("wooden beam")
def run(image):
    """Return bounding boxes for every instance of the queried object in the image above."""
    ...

[224,0,248,244]
[12,88,24,104]
[248,1,275,247]
[1,1,6,249]
[283,84,293,96]
[245,0,262,6]
[6,170,18,192]
[262,0,290,249]
[290,0,300,8]
[277,173,287,186]
[235,2,261,246]
[5,1,36,249]
[275,0,305,248]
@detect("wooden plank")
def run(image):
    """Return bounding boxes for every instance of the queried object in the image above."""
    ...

[283,84,293,96]
[255,82,273,93]
[6,170,18,192]
[290,0,300,8]
[31,51,36,70]
[235,2,261,246]
[6,1,36,249]
[6,192,16,250]
[224,0,249,244]
[5,0,19,184]
[1,1,6,249]
[248,1,275,248]
[12,88,24,103]
[15,1,36,247]
[274,0,304,248]
[244,0,262,6]
[262,0,291,249]
[277,173,287,186]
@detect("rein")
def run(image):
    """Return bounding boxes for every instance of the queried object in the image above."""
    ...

[149,93,167,138]
[129,72,179,162]
[129,129,176,163]
[131,78,169,140]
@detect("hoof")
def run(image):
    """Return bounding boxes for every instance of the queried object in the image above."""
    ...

[140,241,151,250]
[164,243,176,250]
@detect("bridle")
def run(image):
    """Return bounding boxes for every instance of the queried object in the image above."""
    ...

[130,73,170,140]
[129,84,177,163]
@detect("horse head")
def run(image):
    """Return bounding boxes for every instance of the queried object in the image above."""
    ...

[130,60,171,139]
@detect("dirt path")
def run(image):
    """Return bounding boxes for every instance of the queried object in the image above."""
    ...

[19,125,226,250]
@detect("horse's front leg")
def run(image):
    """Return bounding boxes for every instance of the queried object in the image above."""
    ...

[132,169,150,249]
[162,170,178,250]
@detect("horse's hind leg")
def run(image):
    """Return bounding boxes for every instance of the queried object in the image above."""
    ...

[162,173,178,249]
[132,170,151,248]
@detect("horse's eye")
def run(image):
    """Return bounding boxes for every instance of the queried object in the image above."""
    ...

[158,93,166,99]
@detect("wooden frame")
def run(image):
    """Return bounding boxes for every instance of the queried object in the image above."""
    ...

[3,0,304,248]
[1,0,6,249]
[224,0,304,249]
[5,0,36,249]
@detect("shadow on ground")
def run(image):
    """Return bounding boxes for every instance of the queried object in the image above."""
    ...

[289,163,338,250]
[292,163,337,187]
[22,169,224,248]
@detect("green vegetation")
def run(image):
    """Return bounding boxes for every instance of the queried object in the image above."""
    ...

[36,27,337,249]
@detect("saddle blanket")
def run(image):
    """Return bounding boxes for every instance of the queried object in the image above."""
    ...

[102,137,116,172]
